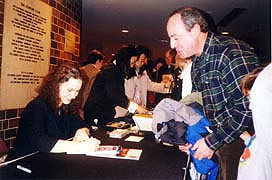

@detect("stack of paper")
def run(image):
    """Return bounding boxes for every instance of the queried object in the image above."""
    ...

[87,146,142,160]
[109,129,129,138]
[132,113,153,131]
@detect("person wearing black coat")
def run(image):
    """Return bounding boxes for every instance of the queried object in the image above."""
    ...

[84,46,147,127]
[8,63,100,159]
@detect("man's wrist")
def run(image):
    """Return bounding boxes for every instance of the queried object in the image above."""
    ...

[204,133,220,151]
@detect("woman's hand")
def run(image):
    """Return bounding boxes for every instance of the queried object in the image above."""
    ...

[136,105,147,114]
[73,128,90,142]
[86,137,101,152]
[75,137,100,153]
[51,136,101,153]
[128,101,147,114]
[68,137,101,153]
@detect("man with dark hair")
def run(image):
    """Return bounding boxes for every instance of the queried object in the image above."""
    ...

[165,49,176,70]
[79,50,104,119]
[82,49,105,67]
[166,7,259,180]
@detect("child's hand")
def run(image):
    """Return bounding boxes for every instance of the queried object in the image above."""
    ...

[239,131,251,145]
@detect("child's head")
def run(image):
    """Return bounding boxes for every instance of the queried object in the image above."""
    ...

[240,66,265,97]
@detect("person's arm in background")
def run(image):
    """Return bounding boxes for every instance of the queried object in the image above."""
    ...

[145,71,171,93]
[106,69,146,114]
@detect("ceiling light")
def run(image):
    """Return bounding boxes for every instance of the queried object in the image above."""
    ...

[221,31,230,35]
[121,29,129,33]
[158,39,168,43]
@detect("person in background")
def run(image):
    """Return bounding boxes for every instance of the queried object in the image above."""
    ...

[237,63,272,180]
[84,45,147,127]
[153,49,176,105]
[150,50,176,83]
[144,55,155,81]
[159,49,176,83]
[135,45,154,79]
[238,66,265,147]
[151,57,165,82]
[79,50,104,119]
[167,7,259,180]
[118,45,171,112]
[147,57,164,108]
[171,55,192,101]
[8,62,100,159]
[164,49,176,73]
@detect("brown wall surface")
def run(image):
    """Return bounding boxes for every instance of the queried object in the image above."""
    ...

[0,0,82,149]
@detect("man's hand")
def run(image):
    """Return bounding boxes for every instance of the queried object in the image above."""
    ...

[178,143,192,154]
[156,62,163,70]
[191,138,214,160]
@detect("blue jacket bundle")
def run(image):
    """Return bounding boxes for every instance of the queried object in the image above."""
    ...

[152,98,218,180]
[186,110,219,180]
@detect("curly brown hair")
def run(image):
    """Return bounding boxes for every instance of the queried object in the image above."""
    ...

[240,66,265,96]
[36,62,83,114]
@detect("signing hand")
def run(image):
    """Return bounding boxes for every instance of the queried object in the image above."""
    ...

[73,128,90,142]
[73,137,101,153]
[84,137,101,152]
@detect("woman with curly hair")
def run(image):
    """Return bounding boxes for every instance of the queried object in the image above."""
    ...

[9,62,100,159]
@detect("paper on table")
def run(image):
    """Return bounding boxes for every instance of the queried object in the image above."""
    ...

[87,147,142,160]
[67,145,142,161]
[132,114,153,131]
[66,145,119,155]
[89,145,120,155]
[125,135,144,142]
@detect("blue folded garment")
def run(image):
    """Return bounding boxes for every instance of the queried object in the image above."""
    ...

[186,110,219,180]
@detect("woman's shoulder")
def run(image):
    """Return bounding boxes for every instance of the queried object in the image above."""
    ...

[26,96,45,106]
[23,96,51,113]
[139,70,149,77]
[19,97,51,122]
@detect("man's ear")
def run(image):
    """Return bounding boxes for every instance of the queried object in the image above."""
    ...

[190,24,201,38]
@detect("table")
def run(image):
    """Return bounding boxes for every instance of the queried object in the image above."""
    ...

[0,129,188,179]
